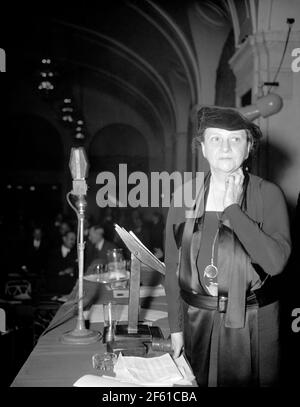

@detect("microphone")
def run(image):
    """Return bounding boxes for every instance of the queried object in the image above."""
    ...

[61,147,100,345]
[69,147,88,196]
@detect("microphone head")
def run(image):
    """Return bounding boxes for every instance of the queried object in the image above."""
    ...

[69,147,89,179]
[69,147,89,196]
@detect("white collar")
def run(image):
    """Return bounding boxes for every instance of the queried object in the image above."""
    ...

[33,239,41,248]
[96,239,104,251]
[61,245,70,258]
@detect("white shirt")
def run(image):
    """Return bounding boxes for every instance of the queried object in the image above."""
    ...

[61,245,70,258]
[96,239,104,251]
[33,239,41,249]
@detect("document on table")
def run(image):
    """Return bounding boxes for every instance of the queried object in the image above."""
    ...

[114,353,182,385]
[73,375,144,387]
[84,304,168,323]
[139,308,168,321]
[73,354,195,387]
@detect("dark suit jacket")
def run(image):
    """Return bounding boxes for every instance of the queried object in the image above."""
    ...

[85,239,117,272]
[24,238,49,274]
[45,246,77,295]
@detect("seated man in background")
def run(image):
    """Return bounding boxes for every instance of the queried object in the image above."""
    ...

[48,216,72,249]
[45,230,77,296]
[131,211,151,247]
[149,211,165,260]
[85,223,117,273]
[20,225,49,297]
[23,226,49,274]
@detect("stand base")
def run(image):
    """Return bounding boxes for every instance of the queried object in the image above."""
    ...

[107,339,148,356]
[61,328,101,345]
[113,324,163,341]
[107,324,164,356]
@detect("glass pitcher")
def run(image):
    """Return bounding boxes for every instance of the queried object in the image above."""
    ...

[106,248,128,288]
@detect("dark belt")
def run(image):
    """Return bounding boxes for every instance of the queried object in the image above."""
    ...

[180,289,259,312]
[180,289,277,387]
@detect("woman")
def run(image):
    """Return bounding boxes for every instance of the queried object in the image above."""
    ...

[164,106,291,387]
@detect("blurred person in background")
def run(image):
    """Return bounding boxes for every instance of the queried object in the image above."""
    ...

[131,210,151,247]
[23,225,48,274]
[149,211,165,260]
[85,223,116,272]
[45,230,77,296]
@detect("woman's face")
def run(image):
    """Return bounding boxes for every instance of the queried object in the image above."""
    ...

[201,127,250,174]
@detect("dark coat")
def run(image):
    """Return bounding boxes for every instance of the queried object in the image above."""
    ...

[45,246,77,295]
[165,173,291,387]
[85,239,117,272]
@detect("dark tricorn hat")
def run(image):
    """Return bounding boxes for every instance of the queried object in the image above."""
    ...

[196,106,263,145]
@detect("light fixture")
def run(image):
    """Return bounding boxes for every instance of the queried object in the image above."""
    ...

[37,58,56,95]
[238,93,283,121]
[61,98,75,125]
[74,118,86,140]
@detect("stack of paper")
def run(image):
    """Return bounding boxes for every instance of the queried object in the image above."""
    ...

[74,375,144,387]
[73,354,195,387]
[114,353,182,386]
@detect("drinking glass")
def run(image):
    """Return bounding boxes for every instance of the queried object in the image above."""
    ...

[93,263,106,282]
[92,352,117,371]
[106,248,128,289]
[103,301,117,343]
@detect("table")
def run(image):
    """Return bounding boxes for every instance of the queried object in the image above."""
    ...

[11,280,170,387]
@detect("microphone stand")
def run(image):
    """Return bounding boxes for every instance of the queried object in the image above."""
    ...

[61,149,100,345]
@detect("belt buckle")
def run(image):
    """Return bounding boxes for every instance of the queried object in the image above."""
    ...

[218,296,228,313]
